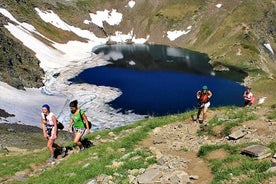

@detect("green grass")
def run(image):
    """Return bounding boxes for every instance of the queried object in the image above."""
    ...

[0,107,274,184]
[198,107,257,137]
[20,112,192,184]
[0,151,49,178]
[198,143,276,184]
[267,108,276,120]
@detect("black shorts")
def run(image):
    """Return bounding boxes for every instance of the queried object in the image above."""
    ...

[244,100,251,106]
[46,126,57,138]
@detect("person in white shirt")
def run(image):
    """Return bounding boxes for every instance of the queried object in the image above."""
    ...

[41,104,65,162]
[243,87,254,107]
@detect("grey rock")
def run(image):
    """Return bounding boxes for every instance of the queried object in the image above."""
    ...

[7,128,15,132]
[166,171,190,184]
[228,129,247,140]
[189,175,199,180]
[137,168,163,184]
[13,171,28,182]
[153,139,166,144]
[266,166,276,173]
[241,145,271,159]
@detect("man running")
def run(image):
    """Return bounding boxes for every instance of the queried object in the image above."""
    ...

[196,85,212,124]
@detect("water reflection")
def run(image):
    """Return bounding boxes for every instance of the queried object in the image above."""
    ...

[92,44,215,76]
[69,44,247,116]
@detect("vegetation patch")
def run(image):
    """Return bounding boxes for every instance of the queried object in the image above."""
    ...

[198,107,257,137]
[20,112,192,183]
[0,151,49,178]
[206,148,229,161]
[198,143,276,184]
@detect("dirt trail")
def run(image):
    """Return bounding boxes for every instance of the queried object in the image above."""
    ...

[140,110,219,184]
[140,106,276,184]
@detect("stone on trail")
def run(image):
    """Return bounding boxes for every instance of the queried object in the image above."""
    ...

[266,166,276,173]
[228,128,247,140]
[241,145,271,159]
[137,168,163,184]
[165,170,190,184]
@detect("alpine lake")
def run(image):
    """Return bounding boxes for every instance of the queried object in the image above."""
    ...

[69,44,247,116]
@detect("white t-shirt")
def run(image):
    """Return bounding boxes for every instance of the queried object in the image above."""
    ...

[244,92,253,100]
[41,112,55,126]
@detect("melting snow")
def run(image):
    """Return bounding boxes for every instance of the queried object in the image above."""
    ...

[167,26,192,41]
[0,7,147,128]
[84,9,123,28]
[264,43,274,55]
[216,4,223,8]
[128,0,136,8]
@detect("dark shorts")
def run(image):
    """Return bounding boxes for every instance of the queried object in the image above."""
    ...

[46,126,57,139]
[244,100,251,106]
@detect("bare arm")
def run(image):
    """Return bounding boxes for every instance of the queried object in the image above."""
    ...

[196,91,201,99]
[41,116,47,138]
[67,119,73,132]
[208,90,213,99]
[51,115,57,139]
[82,113,91,134]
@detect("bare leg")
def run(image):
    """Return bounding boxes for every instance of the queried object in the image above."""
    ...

[197,108,202,122]
[47,139,54,157]
[203,107,208,121]
[74,133,83,149]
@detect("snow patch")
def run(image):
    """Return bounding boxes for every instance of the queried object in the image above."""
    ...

[216,4,223,8]
[128,0,136,8]
[264,43,274,55]
[84,9,123,28]
[167,26,192,41]
[258,97,267,105]
[129,61,136,65]
[0,7,147,128]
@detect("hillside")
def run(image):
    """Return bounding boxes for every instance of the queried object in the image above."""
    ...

[0,0,276,95]
[0,1,276,183]
[0,106,276,183]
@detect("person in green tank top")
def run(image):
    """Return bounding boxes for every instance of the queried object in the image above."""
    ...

[67,100,90,151]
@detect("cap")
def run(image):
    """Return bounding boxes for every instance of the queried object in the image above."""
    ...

[202,85,208,90]
[42,104,50,111]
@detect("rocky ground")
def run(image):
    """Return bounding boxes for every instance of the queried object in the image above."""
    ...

[1,106,276,183]
[138,107,276,184]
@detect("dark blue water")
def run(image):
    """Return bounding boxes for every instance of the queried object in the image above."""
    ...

[70,44,247,116]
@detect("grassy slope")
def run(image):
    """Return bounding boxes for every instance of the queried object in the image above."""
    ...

[1,1,276,183]
[1,108,276,183]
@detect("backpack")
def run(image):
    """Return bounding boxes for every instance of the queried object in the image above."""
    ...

[43,114,64,130]
[200,91,209,103]
[57,121,64,130]
[79,110,92,129]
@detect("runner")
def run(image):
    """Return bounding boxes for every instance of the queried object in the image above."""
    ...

[195,85,213,124]
[41,104,66,162]
[67,100,90,152]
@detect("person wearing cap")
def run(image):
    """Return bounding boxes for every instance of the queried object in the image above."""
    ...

[196,85,213,124]
[41,104,66,163]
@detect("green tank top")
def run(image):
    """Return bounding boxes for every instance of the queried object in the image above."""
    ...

[71,109,85,128]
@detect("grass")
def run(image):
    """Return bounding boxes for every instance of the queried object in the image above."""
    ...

[198,107,257,137]
[198,143,276,184]
[0,107,274,183]
[0,151,49,178]
[19,112,191,184]
[267,108,276,120]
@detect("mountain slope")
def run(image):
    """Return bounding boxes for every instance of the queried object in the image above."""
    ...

[0,0,275,94]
